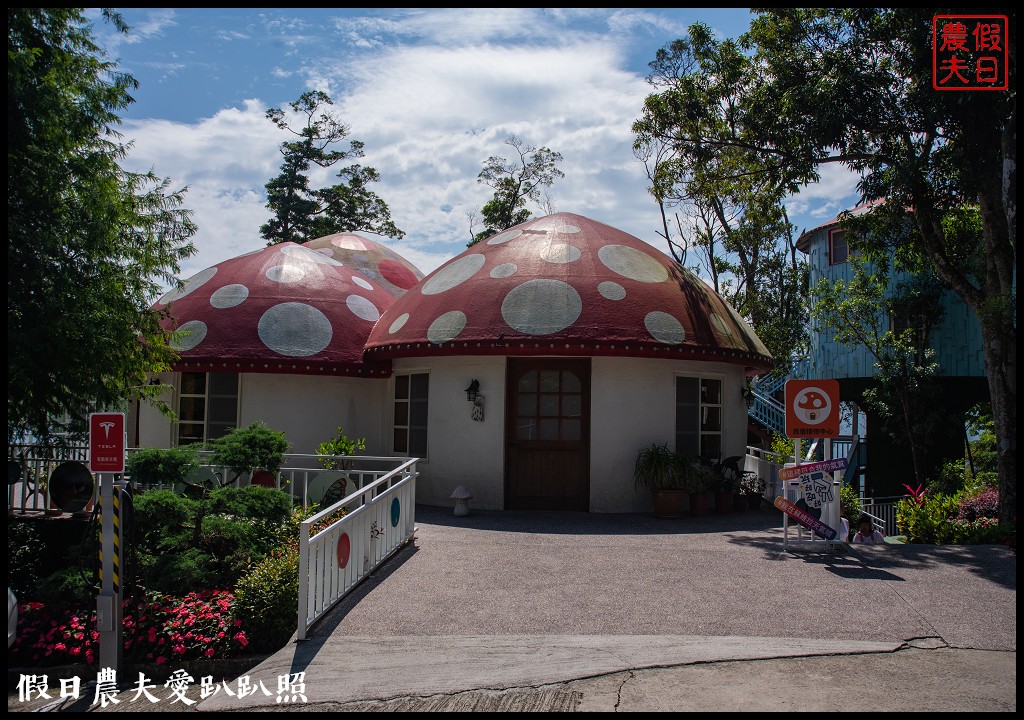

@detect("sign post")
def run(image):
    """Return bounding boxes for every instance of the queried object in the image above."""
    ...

[781,381,843,549]
[784,380,840,439]
[90,412,126,675]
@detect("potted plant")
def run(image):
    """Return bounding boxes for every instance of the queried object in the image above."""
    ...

[712,462,740,515]
[681,456,715,517]
[741,472,766,510]
[634,443,686,518]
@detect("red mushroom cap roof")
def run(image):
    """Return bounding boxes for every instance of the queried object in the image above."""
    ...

[153,242,411,376]
[365,213,773,373]
[301,233,425,297]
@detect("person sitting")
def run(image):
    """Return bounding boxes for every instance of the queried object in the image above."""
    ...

[852,514,885,544]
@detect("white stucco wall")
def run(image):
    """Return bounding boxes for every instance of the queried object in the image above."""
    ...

[589,356,751,513]
[240,374,387,456]
[135,372,388,456]
[391,356,507,511]
[393,354,751,513]
[137,358,753,516]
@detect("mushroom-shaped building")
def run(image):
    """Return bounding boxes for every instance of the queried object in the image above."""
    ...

[137,236,424,455]
[367,213,772,512]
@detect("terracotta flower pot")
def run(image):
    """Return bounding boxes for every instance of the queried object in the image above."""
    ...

[715,491,733,515]
[689,493,709,517]
[651,489,686,518]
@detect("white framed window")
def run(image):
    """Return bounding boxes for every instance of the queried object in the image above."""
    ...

[177,372,239,446]
[393,372,428,458]
[675,374,723,462]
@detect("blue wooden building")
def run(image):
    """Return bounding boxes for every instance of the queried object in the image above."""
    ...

[795,203,989,497]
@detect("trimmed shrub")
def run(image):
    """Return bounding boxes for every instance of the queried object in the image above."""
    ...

[126,445,201,487]
[208,422,290,481]
[233,550,299,653]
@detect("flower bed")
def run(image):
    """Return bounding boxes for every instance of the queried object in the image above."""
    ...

[11,590,250,668]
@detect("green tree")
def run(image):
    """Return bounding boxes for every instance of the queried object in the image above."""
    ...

[632,24,809,377]
[8,8,197,443]
[467,135,564,246]
[635,9,1016,522]
[261,91,403,245]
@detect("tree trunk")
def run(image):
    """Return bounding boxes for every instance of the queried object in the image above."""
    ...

[980,319,1017,523]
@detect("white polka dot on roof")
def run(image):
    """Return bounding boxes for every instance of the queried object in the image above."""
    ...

[388,313,410,334]
[552,225,581,234]
[486,229,523,245]
[346,295,380,322]
[539,243,581,264]
[170,320,208,351]
[598,281,626,300]
[351,276,374,291]
[331,237,366,250]
[490,263,517,279]
[427,310,467,344]
[258,303,333,357]
[266,264,306,283]
[282,245,342,266]
[501,279,582,335]
[421,254,485,295]
[210,284,249,309]
[597,245,669,283]
[644,311,685,344]
[159,267,218,305]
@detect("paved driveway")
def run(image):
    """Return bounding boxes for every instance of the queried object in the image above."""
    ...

[198,503,1016,711]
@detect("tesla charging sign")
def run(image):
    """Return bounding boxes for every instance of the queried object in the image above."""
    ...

[89,412,126,473]
[785,380,840,438]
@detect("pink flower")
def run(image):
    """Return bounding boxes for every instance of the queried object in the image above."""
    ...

[155,656,167,665]
[204,648,215,657]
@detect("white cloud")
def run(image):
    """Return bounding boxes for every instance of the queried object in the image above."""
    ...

[117,8,765,292]
[786,164,864,232]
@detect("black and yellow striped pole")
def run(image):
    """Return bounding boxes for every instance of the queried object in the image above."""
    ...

[97,477,125,672]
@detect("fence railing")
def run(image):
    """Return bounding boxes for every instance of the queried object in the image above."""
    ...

[298,458,417,640]
[861,496,900,537]
[7,447,410,513]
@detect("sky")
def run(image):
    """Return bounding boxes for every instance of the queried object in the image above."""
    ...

[90,7,863,289]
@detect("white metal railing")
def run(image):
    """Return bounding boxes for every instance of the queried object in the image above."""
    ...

[298,458,417,640]
[860,497,899,536]
[745,446,786,500]
[8,448,408,513]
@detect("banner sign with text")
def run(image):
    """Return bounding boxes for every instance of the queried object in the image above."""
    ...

[774,496,837,541]
[779,458,849,482]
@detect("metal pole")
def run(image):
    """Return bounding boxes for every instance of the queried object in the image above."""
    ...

[97,476,123,674]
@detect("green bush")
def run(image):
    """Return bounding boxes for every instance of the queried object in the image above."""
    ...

[8,520,46,598]
[129,486,295,593]
[125,445,200,487]
[896,494,961,544]
[233,550,299,653]
[208,422,290,481]
[839,484,862,526]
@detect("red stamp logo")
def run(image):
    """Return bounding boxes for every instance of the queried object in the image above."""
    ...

[933,15,1008,91]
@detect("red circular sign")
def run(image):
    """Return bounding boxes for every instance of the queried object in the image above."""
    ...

[337,532,351,569]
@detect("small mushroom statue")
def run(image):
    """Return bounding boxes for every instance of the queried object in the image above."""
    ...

[450,486,473,516]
